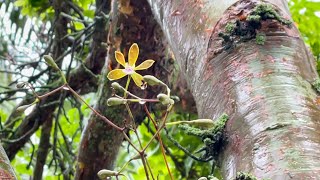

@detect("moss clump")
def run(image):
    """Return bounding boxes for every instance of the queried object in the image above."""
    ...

[246,15,261,23]
[178,113,228,160]
[312,79,320,93]
[255,33,266,45]
[225,22,236,33]
[236,172,258,180]
[218,3,291,51]
[247,3,291,25]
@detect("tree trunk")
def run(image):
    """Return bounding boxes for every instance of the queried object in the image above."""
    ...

[0,145,16,179]
[147,0,320,179]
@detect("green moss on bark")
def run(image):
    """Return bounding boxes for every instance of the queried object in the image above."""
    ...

[312,78,320,93]
[218,3,292,50]
[178,113,228,160]
[236,172,258,180]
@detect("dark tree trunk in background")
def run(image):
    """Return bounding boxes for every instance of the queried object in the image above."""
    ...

[147,0,320,179]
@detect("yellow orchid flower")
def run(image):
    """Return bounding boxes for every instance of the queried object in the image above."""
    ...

[107,43,155,87]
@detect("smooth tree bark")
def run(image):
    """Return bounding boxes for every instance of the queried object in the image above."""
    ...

[147,0,320,179]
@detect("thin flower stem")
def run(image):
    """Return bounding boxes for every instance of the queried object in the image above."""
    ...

[121,88,141,99]
[26,83,40,99]
[38,84,67,99]
[144,105,173,180]
[122,132,140,152]
[122,77,154,179]
[145,157,156,180]
[118,159,131,173]
[125,103,137,129]
[124,105,144,156]
[67,85,124,132]
[126,99,159,103]
[140,153,150,180]
[142,111,168,153]
[123,77,138,130]
[123,76,131,98]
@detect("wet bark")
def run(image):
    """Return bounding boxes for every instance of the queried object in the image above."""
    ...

[0,145,16,179]
[147,0,320,179]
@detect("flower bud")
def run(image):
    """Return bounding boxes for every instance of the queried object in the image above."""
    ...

[44,55,60,71]
[16,104,33,113]
[157,93,174,106]
[16,82,28,89]
[107,97,127,106]
[198,177,207,180]
[143,75,162,86]
[111,82,124,92]
[97,169,118,179]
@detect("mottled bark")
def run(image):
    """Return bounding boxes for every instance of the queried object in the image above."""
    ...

[147,0,320,179]
[74,0,115,179]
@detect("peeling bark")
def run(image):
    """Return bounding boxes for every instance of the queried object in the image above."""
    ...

[147,0,320,179]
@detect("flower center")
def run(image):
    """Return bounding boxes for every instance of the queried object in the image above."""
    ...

[124,66,134,75]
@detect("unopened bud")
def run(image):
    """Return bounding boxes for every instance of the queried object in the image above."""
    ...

[107,97,127,106]
[16,104,33,113]
[198,177,208,180]
[188,119,214,128]
[157,93,174,106]
[44,55,60,71]
[143,75,162,86]
[16,82,28,89]
[16,98,39,113]
[97,169,118,179]
[170,96,180,102]
[111,82,124,92]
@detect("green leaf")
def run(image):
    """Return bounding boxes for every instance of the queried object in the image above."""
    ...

[14,0,26,7]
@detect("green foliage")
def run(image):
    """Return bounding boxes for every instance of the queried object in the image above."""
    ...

[14,0,50,17]
[289,0,320,61]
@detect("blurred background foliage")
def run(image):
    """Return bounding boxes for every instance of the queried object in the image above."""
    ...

[0,0,319,179]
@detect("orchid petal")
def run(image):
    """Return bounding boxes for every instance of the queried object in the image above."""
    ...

[131,72,144,87]
[135,60,155,70]
[128,43,139,67]
[115,51,126,67]
[107,69,127,80]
